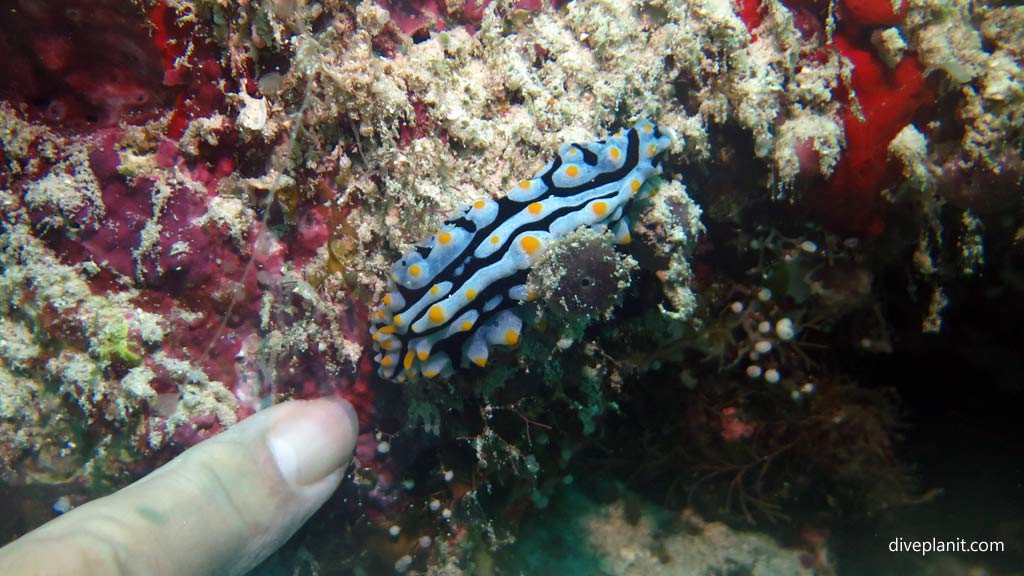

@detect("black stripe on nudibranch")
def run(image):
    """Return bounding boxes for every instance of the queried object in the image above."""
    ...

[400,186,625,341]
[371,120,673,382]
[448,216,477,232]
[573,144,600,166]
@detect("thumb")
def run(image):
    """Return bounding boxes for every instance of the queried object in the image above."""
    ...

[0,398,359,576]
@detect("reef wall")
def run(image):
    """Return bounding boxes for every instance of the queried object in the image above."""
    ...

[1,0,1022,573]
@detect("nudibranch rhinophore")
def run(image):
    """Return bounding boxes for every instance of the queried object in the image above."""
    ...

[371,120,673,381]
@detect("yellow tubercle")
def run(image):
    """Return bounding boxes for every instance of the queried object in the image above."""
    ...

[428,304,446,324]
[520,235,541,255]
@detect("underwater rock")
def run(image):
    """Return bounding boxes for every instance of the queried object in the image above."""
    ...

[586,501,816,576]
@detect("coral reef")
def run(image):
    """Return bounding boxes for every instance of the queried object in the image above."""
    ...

[1,0,1023,573]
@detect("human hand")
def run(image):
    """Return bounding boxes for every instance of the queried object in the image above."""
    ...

[0,398,359,576]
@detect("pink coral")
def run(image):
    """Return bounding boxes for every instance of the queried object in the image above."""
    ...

[720,407,756,442]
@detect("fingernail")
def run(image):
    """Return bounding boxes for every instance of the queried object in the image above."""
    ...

[268,398,359,487]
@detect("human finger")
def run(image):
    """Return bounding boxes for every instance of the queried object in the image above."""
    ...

[0,397,359,576]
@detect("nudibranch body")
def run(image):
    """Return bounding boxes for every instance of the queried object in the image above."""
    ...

[371,120,673,381]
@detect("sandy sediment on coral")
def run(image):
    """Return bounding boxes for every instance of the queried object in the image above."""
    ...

[586,500,814,575]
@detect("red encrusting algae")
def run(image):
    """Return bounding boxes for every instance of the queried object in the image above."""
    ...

[740,0,935,236]
[819,35,932,236]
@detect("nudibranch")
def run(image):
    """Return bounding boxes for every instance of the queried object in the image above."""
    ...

[371,120,673,381]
